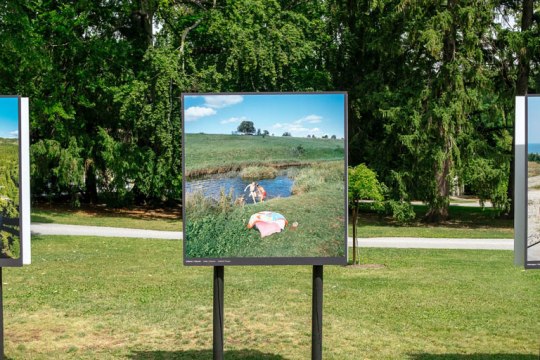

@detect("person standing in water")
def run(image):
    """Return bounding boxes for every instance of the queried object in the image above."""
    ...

[257,183,267,202]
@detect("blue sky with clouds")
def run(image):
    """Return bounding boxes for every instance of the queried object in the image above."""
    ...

[528,96,540,144]
[0,97,19,139]
[183,93,345,138]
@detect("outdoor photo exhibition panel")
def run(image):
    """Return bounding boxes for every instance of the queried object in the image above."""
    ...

[0,96,30,267]
[182,92,348,266]
[526,95,540,269]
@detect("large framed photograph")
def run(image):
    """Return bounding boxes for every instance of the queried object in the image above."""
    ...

[0,96,30,266]
[182,92,347,266]
[526,94,540,269]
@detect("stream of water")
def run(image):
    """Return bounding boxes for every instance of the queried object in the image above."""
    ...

[186,174,294,204]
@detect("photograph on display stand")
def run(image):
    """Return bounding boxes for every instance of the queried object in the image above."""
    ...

[182,93,347,265]
[527,95,540,266]
[0,96,21,262]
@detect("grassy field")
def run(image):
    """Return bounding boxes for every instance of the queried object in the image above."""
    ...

[31,205,182,232]
[3,235,539,359]
[184,134,344,177]
[355,205,514,239]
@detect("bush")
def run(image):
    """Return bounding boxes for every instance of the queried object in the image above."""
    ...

[384,200,416,223]
[291,145,306,157]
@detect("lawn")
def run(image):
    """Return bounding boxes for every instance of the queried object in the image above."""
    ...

[3,236,539,359]
[355,205,514,239]
[184,134,344,177]
[31,204,182,232]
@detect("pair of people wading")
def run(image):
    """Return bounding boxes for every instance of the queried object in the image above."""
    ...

[244,182,267,204]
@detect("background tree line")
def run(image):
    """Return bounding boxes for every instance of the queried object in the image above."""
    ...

[0,0,538,220]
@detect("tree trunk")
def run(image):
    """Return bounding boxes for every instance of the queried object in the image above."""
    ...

[85,162,98,205]
[426,154,451,222]
[508,0,533,218]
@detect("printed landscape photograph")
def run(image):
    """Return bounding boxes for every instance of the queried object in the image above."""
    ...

[527,95,540,265]
[183,93,347,264]
[0,96,21,261]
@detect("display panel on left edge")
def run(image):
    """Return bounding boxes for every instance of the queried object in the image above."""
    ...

[0,96,30,266]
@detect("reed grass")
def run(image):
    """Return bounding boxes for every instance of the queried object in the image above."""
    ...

[240,166,278,180]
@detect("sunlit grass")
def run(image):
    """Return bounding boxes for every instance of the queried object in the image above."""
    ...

[3,236,539,359]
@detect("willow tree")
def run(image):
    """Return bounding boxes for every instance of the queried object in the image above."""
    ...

[388,1,496,220]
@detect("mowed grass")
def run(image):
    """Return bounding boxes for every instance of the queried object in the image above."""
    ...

[3,235,539,359]
[31,205,182,232]
[184,133,344,176]
[355,205,514,239]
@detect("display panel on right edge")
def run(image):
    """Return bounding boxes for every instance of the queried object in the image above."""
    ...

[527,95,540,268]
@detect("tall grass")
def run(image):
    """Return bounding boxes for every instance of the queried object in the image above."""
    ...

[291,161,344,195]
[240,166,278,180]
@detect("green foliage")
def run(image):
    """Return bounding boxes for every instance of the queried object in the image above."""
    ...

[528,153,540,162]
[348,164,383,204]
[464,157,509,211]
[0,0,538,217]
[237,121,255,135]
[383,200,416,224]
[0,139,21,258]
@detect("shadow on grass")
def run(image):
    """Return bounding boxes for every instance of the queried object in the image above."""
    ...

[409,353,538,360]
[31,214,54,223]
[359,204,513,230]
[128,349,287,360]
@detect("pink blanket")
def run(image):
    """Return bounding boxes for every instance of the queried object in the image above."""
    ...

[247,211,288,238]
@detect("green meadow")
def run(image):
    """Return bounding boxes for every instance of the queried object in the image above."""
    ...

[184,134,346,259]
[3,235,539,359]
[184,134,344,177]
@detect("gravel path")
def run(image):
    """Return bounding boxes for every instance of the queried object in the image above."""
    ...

[31,223,513,250]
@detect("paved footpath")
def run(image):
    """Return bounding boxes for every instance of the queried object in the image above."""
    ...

[31,223,514,250]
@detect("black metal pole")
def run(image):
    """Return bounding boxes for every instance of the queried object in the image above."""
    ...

[312,265,323,360]
[213,266,224,360]
[0,267,4,360]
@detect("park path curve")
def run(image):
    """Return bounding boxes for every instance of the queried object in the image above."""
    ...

[31,223,514,250]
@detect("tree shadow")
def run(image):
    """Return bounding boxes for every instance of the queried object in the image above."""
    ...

[128,349,288,360]
[30,214,54,223]
[409,353,538,360]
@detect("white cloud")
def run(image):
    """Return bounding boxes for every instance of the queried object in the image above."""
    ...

[8,130,18,138]
[271,122,321,136]
[203,95,244,109]
[220,116,247,125]
[295,114,322,124]
[184,106,216,121]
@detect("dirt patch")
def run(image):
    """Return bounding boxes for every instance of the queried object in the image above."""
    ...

[34,203,181,220]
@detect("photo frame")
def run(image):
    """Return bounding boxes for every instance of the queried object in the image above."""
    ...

[182,92,348,266]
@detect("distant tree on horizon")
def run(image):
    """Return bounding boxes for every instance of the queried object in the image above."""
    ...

[237,121,256,135]
[282,132,291,137]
